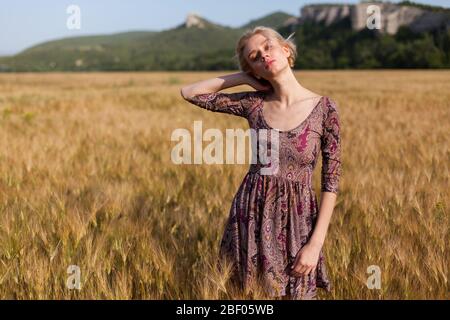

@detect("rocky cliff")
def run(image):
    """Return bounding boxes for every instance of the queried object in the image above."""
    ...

[295,1,449,34]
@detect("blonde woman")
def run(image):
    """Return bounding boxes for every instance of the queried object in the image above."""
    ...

[180,26,341,300]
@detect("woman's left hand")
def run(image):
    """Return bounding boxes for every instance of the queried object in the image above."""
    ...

[290,240,322,277]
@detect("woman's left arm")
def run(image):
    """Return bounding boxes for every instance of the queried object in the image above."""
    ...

[309,192,337,249]
[312,97,342,246]
[291,98,342,277]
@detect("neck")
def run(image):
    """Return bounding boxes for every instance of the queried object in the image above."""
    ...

[265,68,310,107]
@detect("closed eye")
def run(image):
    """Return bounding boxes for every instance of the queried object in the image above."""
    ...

[251,44,271,62]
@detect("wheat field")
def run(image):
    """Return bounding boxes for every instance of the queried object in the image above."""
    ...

[0,70,448,299]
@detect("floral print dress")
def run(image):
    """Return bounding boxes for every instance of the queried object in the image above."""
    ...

[184,89,341,300]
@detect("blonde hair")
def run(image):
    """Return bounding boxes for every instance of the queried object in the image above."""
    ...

[234,26,297,75]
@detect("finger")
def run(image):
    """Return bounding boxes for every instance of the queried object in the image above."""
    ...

[291,269,303,278]
[300,267,308,275]
[290,263,301,274]
[303,264,316,276]
[304,266,314,276]
[302,267,310,276]
[290,256,300,270]
[295,263,308,275]
[311,266,317,275]
[290,264,303,277]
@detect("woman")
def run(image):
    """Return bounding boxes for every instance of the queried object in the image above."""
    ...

[180,26,342,300]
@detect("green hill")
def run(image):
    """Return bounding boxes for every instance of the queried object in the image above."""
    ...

[240,11,296,29]
[0,3,449,71]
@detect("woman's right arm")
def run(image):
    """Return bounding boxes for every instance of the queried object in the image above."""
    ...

[180,72,272,118]
[180,72,271,99]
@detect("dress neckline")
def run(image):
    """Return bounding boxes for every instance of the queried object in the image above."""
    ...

[258,90,324,133]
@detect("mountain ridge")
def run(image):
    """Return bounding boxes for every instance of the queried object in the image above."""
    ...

[1,1,449,71]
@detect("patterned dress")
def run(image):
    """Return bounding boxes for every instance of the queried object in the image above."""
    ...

[184,89,341,300]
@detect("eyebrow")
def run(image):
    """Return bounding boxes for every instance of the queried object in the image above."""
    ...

[248,39,269,58]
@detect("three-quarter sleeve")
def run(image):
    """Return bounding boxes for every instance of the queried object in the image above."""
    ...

[320,97,342,194]
[183,91,252,119]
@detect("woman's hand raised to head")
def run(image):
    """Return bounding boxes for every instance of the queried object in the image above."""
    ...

[180,71,272,100]
[242,72,273,92]
[181,71,271,99]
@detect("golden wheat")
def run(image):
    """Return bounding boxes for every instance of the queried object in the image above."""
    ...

[0,71,448,299]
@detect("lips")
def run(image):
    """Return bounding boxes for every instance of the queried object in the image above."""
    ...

[265,59,275,69]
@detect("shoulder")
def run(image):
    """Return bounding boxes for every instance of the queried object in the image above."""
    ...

[320,96,340,127]
[227,90,262,107]
[240,90,262,100]
[218,90,261,102]
[243,90,265,116]
[239,90,264,101]
[321,97,340,134]
[325,96,338,108]
[321,96,339,115]
[223,90,263,108]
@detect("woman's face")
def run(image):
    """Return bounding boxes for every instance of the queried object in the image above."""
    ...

[244,33,290,79]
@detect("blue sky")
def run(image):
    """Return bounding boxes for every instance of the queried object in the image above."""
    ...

[1,0,448,55]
